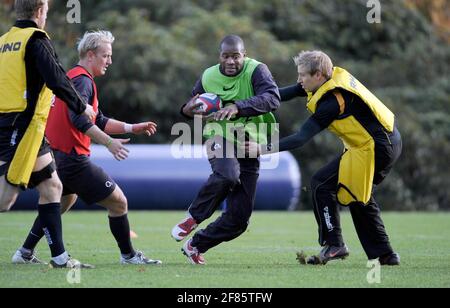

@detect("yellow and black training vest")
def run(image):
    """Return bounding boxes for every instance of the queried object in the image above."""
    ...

[0,26,54,187]
[306,67,395,205]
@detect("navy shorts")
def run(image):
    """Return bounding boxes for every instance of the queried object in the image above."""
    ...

[0,127,52,185]
[53,150,116,205]
[0,127,51,163]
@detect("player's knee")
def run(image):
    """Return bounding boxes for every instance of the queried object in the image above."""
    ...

[238,217,250,229]
[238,221,249,233]
[39,178,63,200]
[48,178,63,195]
[117,201,128,215]
[113,194,128,215]
[226,212,250,232]
[233,220,249,237]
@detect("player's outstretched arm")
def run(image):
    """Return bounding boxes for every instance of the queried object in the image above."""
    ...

[103,119,157,136]
[129,122,157,136]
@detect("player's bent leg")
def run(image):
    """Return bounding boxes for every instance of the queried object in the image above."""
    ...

[11,154,91,268]
[13,179,74,265]
[33,153,76,267]
[97,185,162,265]
[98,186,161,265]
[35,172,66,261]
[172,157,239,242]
[9,154,60,264]
[97,185,128,217]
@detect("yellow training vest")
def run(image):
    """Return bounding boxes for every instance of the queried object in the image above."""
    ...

[0,27,46,112]
[0,26,54,188]
[306,67,395,205]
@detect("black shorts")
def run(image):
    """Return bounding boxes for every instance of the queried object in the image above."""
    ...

[54,150,116,205]
[0,127,52,180]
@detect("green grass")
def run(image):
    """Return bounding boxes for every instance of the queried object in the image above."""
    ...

[0,211,449,288]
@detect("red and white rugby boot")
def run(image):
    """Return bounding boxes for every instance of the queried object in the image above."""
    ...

[182,238,205,265]
[171,214,198,242]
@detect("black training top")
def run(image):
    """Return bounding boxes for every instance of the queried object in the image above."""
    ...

[277,84,401,152]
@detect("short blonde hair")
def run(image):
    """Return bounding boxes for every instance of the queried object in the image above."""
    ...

[77,30,115,59]
[293,50,333,79]
[15,0,45,20]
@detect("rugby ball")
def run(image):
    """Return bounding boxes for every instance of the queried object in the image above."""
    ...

[195,93,222,115]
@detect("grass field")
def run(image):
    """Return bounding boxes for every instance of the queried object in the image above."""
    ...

[0,211,449,288]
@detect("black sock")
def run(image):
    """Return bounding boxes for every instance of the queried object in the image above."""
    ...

[22,216,45,251]
[38,203,65,257]
[109,214,134,256]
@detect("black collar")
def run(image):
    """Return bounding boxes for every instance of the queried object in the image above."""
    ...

[14,20,39,29]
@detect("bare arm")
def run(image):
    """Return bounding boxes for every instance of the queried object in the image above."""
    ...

[104,118,157,136]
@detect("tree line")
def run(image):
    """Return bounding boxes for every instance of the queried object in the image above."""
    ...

[1,0,449,210]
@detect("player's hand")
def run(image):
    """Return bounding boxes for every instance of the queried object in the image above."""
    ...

[182,94,204,117]
[83,104,96,121]
[244,141,261,157]
[212,104,238,121]
[106,138,130,161]
[132,122,157,136]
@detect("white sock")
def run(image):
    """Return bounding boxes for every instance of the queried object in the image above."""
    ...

[52,251,69,265]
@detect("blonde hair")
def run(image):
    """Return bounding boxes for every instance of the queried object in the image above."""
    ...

[293,50,333,79]
[77,30,115,59]
[15,0,45,20]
